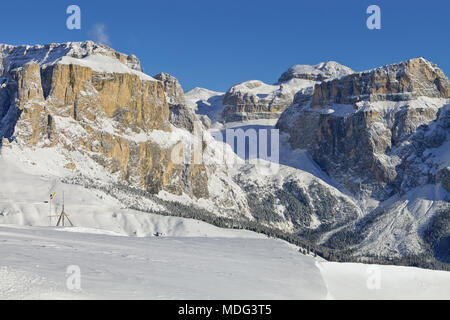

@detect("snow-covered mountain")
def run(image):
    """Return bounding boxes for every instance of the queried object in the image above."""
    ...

[0,41,252,218]
[184,61,354,124]
[277,58,450,264]
[0,42,448,271]
[221,78,314,122]
[184,87,225,125]
[278,61,354,83]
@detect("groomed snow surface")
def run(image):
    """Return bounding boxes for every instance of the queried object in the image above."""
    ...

[1,225,449,300]
[0,155,449,300]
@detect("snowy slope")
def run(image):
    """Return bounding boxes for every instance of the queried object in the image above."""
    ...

[278,61,354,83]
[58,55,155,81]
[0,224,325,300]
[318,261,450,300]
[0,41,147,79]
[0,153,258,238]
[1,224,449,300]
[353,184,449,258]
[184,87,225,123]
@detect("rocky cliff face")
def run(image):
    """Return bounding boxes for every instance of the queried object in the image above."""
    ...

[222,61,353,122]
[153,72,199,132]
[277,58,450,262]
[278,58,450,200]
[222,80,299,122]
[153,72,185,107]
[311,58,449,109]
[0,42,211,199]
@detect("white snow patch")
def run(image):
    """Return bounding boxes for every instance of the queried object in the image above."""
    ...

[57,55,155,81]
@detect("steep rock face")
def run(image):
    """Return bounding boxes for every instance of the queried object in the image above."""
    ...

[222,80,298,122]
[41,63,169,131]
[278,58,450,200]
[276,59,450,262]
[153,73,185,107]
[154,72,199,133]
[311,58,449,109]
[0,42,209,198]
[222,61,353,122]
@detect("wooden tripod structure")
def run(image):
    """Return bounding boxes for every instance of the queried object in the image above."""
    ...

[56,203,74,227]
[50,192,74,227]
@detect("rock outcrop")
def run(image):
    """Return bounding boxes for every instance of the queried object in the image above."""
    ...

[278,58,450,200]
[278,61,354,83]
[222,61,354,122]
[276,58,450,262]
[0,42,209,198]
[222,80,296,122]
[311,58,449,109]
[153,72,185,107]
[153,73,200,132]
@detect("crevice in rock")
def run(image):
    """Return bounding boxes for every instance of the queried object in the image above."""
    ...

[47,114,53,140]
[40,66,53,100]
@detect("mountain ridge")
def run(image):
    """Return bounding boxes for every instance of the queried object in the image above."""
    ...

[1,42,448,269]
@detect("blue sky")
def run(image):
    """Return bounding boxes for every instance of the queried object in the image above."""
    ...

[1,0,449,92]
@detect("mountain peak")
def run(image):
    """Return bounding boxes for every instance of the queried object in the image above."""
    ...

[361,57,447,78]
[0,41,142,75]
[311,58,449,109]
[278,61,354,83]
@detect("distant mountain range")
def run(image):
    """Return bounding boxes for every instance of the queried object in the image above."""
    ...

[0,41,448,269]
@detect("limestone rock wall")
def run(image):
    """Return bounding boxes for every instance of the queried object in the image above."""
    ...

[311,58,450,109]
[278,58,450,200]
[0,43,209,199]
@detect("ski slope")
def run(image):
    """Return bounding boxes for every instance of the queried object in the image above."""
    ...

[0,224,325,300]
[1,224,449,300]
